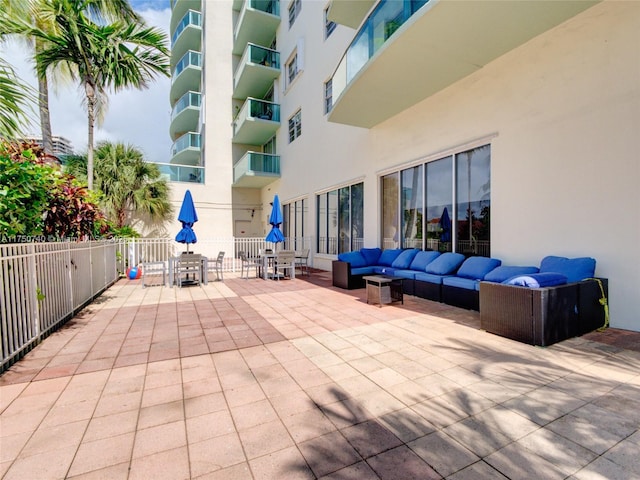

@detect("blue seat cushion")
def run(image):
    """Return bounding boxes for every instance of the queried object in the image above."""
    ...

[337,251,367,268]
[372,266,396,275]
[539,256,596,283]
[360,248,382,266]
[392,249,420,269]
[425,252,466,275]
[484,265,539,283]
[504,272,568,288]
[415,272,448,284]
[351,266,375,276]
[409,251,441,271]
[378,249,403,267]
[442,276,479,290]
[456,256,502,280]
[393,269,417,280]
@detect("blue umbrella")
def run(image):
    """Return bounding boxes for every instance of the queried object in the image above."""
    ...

[265,194,285,244]
[439,207,451,243]
[176,190,198,252]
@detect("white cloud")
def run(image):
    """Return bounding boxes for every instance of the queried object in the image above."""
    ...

[0,7,172,164]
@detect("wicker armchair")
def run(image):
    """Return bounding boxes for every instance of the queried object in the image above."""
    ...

[479,278,608,346]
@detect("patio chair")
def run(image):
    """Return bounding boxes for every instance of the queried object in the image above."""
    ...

[239,251,261,279]
[295,249,310,276]
[141,261,166,287]
[208,251,225,281]
[272,250,296,280]
[176,253,203,287]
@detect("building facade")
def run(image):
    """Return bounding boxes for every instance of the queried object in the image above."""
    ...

[169,0,640,332]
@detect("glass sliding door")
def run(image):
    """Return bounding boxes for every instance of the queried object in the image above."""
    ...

[425,156,453,252]
[455,145,491,256]
[381,172,400,249]
[401,165,423,249]
[317,182,364,254]
[351,183,364,250]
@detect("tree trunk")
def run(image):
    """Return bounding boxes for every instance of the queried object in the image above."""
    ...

[85,79,95,190]
[36,39,53,156]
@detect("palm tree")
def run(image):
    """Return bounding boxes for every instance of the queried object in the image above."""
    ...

[0,58,36,139]
[66,141,173,229]
[14,0,169,189]
[1,0,139,155]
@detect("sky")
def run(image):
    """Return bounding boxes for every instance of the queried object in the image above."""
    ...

[1,0,172,164]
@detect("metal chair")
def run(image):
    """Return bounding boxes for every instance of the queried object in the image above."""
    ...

[175,253,202,287]
[239,251,261,279]
[295,249,310,276]
[272,250,296,280]
[208,251,225,281]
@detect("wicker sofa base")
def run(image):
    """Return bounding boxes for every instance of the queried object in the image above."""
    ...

[331,260,365,290]
[479,279,608,346]
[442,285,480,311]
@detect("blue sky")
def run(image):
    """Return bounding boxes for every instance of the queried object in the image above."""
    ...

[1,2,173,164]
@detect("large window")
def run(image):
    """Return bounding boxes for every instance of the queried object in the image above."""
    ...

[288,109,302,143]
[317,182,363,254]
[283,198,307,250]
[382,144,491,255]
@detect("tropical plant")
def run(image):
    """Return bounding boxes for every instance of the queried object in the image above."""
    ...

[0,58,36,139]
[0,0,140,155]
[10,0,169,189]
[65,141,172,229]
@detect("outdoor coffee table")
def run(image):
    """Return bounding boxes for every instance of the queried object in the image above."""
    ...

[363,275,404,307]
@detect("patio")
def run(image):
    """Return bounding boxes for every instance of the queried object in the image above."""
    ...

[1,271,639,479]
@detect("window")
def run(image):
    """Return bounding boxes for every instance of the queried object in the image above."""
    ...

[288,110,302,143]
[381,144,491,255]
[287,54,298,85]
[324,5,336,38]
[288,0,301,27]
[282,198,307,250]
[324,79,332,114]
[317,182,363,254]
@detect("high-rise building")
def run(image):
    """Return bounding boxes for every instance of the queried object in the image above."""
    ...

[169,0,640,332]
[23,134,74,157]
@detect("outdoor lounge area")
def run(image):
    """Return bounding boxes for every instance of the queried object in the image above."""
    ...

[1,271,638,479]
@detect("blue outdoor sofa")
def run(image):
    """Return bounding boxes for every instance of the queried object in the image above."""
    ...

[332,249,609,346]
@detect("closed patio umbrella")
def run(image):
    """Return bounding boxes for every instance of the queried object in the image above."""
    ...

[176,190,198,253]
[265,194,285,244]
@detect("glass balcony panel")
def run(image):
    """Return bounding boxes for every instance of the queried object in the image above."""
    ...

[156,162,204,183]
[250,0,279,16]
[172,10,202,46]
[233,98,280,144]
[233,151,280,187]
[174,50,202,78]
[233,0,280,55]
[248,44,280,69]
[172,91,201,119]
[171,132,201,156]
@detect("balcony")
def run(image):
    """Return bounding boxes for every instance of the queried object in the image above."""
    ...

[327,0,375,28]
[233,98,280,145]
[170,50,202,104]
[156,162,204,183]
[170,91,201,140]
[171,131,201,165]
[233,0,280,55]
[171,10,202,68]
[328,0,600,128]
[170,0,201,33]
[233,151,280,188]
[233,43,280,100]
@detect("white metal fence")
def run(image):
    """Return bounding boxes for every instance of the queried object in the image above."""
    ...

[1,241,119,372]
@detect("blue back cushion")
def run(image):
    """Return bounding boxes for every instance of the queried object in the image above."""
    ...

[456,256,502,280]
[360,248,382,266]
[425,252,466,275]
[392,249,420,269]
[337,251,367,268]
[539,256,596,283]
[504,272,568,288]
[409,251,441,271]
[378,249,403,266]
[484,265,539,283]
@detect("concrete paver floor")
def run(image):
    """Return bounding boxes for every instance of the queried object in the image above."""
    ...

[1,271,639,479]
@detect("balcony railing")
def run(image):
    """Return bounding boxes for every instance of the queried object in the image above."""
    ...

[246,43,280,69]
[172,9,202,46]
[173,50,202,80]
[329,0,429,109]
[233,98,280,145]
[234,44,280,100]
[171,91,201,120]
[155,162,204,183]
[171,131,201,156]
[233,0,280,55]
[233,151,280,187]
